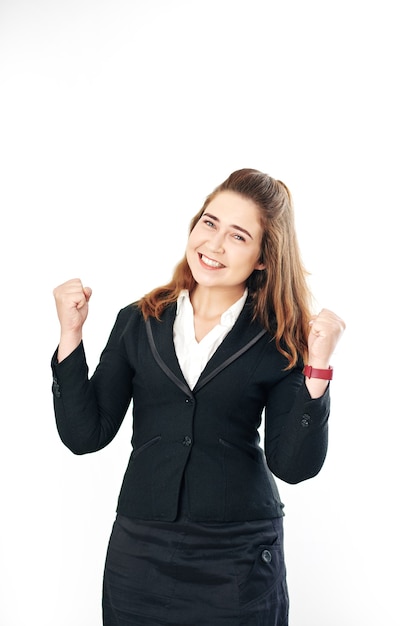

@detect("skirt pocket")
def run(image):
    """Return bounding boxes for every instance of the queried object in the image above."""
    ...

[238,541,287,608]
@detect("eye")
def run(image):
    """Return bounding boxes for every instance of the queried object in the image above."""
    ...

[203,219,215,228]
[232,233,246,242]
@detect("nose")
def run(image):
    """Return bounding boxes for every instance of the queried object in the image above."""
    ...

[207,231,225,253]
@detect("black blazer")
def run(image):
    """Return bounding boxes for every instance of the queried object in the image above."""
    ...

[52,302,330,522]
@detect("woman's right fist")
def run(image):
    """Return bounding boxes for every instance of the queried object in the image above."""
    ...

[53,278,92,334]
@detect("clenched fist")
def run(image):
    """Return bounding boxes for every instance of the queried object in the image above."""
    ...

[305,308,346,398]
[307,308,345,367]
[53,278,92,361]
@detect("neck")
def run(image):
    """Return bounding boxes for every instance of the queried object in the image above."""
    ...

[190,286,245,319]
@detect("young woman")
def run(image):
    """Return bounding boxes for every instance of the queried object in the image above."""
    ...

[52,168,345,626]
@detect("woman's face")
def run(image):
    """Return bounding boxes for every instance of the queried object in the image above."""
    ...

[186,190,265,295]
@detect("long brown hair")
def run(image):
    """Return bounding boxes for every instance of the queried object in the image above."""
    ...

[138,168,313,368]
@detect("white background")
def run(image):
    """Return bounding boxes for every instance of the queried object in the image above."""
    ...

[0,1,415,624]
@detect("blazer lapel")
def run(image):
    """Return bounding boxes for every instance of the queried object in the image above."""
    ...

[145,305,192,396]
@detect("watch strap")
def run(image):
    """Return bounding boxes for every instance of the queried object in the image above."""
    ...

[303,365,333,380]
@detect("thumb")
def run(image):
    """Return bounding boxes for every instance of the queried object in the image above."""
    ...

[75,286,93,310]
[83,286,92,302]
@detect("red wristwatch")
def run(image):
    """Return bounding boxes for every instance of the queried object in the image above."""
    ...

[303,365,333,380]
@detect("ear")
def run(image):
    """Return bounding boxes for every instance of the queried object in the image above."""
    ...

[254,261,266,271]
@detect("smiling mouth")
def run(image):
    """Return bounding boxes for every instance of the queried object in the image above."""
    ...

[199,253,225,269]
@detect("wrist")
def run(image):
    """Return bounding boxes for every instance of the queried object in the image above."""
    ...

[58,331,82,363]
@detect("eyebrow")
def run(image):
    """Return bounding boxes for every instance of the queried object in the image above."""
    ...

[203,212,254,240]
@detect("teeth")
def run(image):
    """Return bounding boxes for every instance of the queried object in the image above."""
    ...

[201,254,223,268]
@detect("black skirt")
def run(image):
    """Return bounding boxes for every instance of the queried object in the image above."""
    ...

[102,510,289,626]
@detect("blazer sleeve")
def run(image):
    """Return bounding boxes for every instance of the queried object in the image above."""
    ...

[51,308,134,454]
[264,367,330,484]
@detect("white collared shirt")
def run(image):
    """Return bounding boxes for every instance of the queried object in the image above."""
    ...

[173,289,248,389]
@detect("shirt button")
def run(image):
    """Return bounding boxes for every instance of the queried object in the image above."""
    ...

[182,436,192,446]
[261,549,272,563]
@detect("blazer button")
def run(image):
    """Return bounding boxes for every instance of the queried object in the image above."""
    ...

[52,379,61,398]
[182,436,192,446]
[301,414,311,427]
[261,549,272,563]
